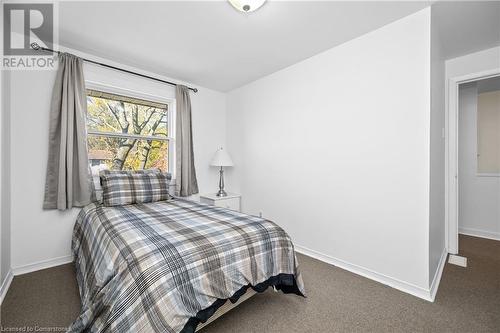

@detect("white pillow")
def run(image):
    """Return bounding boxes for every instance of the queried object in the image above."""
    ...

[91,164,109,201]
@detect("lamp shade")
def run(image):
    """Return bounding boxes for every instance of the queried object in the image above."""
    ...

[210,148,234,167]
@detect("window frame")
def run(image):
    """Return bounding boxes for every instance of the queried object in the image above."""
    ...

[85,81,176,177]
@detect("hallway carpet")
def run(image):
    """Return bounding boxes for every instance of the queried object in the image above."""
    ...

[1,235,499,332]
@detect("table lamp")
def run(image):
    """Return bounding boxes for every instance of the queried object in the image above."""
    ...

[210,148,234,197]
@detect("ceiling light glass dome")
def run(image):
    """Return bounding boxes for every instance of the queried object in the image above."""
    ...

[228,0,266,12]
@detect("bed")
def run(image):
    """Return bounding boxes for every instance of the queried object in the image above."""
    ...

[69,197,305,332]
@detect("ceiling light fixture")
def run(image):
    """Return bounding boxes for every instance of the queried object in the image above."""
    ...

[228,0,266,12]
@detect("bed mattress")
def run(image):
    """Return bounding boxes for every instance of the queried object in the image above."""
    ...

[69,198,304,332]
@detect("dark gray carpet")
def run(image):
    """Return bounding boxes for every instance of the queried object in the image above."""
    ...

[1,235,499,332]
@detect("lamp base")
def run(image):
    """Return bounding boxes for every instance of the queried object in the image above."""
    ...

[216,189,228,197]
[216,167,227,197]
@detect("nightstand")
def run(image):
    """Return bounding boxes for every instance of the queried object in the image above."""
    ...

[200,193,241,212]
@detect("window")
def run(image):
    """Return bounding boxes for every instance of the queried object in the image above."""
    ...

[86,89,171,172]
[477,90,500,175]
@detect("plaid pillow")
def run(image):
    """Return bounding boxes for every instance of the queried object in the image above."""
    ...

[93,169,162,203]
[101,172,172,207]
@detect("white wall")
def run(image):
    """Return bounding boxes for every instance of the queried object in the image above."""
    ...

[1,0,13,304]
[0,6,2,294]
[428,8,446,286]
[0,61,2,297]
[8,46,226,271]
[445,46,500,249]
[1,70,12,285]
[227,8,432,292]
[458,83,500,240]
[446,46,500,81]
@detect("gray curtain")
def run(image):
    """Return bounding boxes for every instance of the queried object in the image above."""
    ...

[43,53,93,210]
[175,85,199,196]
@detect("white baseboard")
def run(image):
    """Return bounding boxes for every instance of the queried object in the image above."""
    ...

[459,227,500,242]
[0,269,13,306]
[295,245,433,302]
[0,256,73,305]
[11,255,73,276]
[429,249,448,301]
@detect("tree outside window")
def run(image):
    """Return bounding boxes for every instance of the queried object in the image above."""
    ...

[86,90,170,172]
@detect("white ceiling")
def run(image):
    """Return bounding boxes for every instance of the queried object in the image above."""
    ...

[432,1,500,60]
[58,1,500,92]
[58,1,430,91]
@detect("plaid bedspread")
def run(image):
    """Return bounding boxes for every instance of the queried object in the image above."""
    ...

[69,198,305,332]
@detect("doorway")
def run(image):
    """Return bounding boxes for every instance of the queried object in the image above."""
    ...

[447,71,500,256]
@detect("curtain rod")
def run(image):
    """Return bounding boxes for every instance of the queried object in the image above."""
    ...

[30,42,198,93]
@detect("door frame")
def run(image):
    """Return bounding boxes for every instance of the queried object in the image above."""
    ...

[446,68,500,254]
